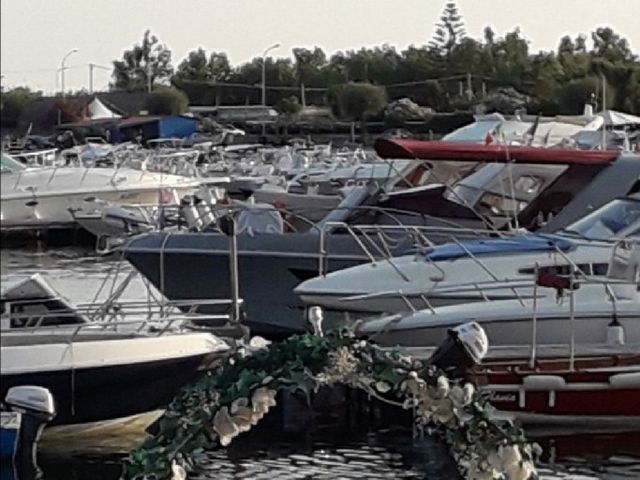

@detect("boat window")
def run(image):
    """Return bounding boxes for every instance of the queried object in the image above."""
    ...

[9,301,82,327]
[0,153,26,174]
[478,191,527,217]
[476,174,547,217]
[514,175,544,195]
[562,198,640,240]
[445,163,566,216]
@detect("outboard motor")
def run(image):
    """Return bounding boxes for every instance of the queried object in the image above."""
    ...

[429,322,489,378]
[2,386,56,480]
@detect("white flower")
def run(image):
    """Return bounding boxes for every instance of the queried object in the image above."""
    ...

[462,458,497,480]
[249,336,271,350]
[489,445,522,471]
[232,405,254,433]
[213,406,239,446]
[403,377,426,396]
[429,375,449,399]
[375,381,392,393]
[251,387,277,416]
[230,397,249,414]
[505,460,535,480]
[171,460,187,480]
[450,383,475,408]
[431,397,454,424]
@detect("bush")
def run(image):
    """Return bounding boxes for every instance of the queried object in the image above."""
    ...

[1,87,41,127]
[144,87,189,115]
[328,82,387,121]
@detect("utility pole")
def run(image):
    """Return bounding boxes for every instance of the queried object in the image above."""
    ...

[261,43,280,105]
[60,48,79,98]
[89,63,94,94]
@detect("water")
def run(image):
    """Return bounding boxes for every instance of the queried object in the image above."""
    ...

[2,247,639,480]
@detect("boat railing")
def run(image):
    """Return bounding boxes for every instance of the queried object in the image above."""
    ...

[11,148,59,168]
[2,296,243,339]
[317,220,520,278]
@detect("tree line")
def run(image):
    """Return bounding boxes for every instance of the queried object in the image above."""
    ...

[2,1,639,133]
[107,1,639,116]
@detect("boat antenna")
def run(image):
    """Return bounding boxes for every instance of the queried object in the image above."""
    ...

[601,75,607,150]
[526,113,541,146]
[504,140,520,230]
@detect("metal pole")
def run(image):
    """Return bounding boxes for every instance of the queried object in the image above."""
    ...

[228,216,240,323]
[601,75,607,150]
[528,263,539,368]
[89,63,94,94]
[261,43,280,106]
[60,48,79,98]
[261,57,267,106]
[569,276,575,372]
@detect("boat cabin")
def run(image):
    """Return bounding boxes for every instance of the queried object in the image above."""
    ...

[0,274,87,329]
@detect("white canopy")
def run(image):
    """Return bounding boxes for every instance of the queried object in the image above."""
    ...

[599,110,640,127]
[88,97,121,120]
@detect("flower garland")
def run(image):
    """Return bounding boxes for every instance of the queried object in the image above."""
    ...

[124,331,538,480]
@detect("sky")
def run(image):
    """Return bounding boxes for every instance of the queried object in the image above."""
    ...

[1,0,638,93]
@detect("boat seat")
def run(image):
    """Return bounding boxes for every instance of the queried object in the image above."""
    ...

[521,375,567,391]
[236,204,284,235]
[609,372,640,389]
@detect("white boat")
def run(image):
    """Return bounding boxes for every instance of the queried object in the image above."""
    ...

[358,280,639,348]
[295,196,640,314]
[0,274,231,429]
[0,152,200,232]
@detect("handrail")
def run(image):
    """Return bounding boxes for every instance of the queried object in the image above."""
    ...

[317,220,516,278]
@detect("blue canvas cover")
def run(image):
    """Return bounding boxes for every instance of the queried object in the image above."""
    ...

[423,234,575,261]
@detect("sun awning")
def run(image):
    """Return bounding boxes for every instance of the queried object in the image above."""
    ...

[374,138,619,165]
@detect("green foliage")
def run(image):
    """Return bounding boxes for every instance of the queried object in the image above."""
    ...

[328,82,387,121]
[97,24,635,114]
[557,76,602,114]
[112,29,174,92]
[429,1,466,57]
[293,47,327,86]
[175,48,231,82]
[275,96,302,118]
[0,87,41,127]
[124,331,539,480]
[144,86,189,115]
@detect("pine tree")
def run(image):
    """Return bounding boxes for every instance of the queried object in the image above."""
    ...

[429,1,466,58]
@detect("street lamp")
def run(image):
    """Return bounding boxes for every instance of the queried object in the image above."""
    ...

[60,48,79,97]
[261,43,280,106]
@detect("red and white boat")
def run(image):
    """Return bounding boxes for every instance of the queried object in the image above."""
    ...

[475,347,640,429]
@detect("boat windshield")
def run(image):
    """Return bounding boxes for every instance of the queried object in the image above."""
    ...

[561,198,640,240]
[0,152,26,174]
[444,163,567,216]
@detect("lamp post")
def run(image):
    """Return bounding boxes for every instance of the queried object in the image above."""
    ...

[261,43,280,106]
[60,48,78,98]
